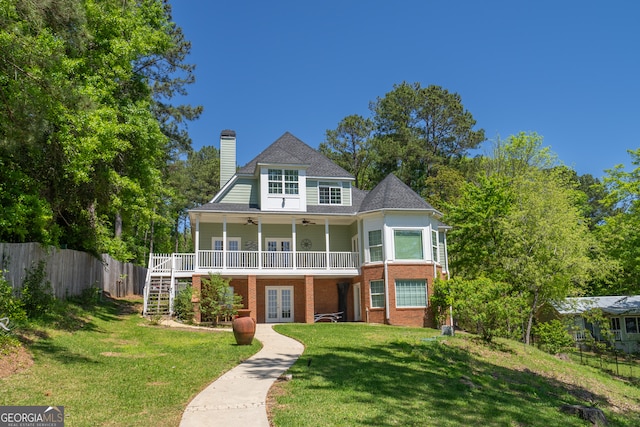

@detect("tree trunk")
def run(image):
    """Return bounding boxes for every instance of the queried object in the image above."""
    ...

[114,211,122,239]
[525,290,539,345]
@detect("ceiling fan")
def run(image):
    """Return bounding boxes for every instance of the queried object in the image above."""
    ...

[245,218,258,225]
[301,218,316,226]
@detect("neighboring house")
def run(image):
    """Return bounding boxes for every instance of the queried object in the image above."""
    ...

[551,296,640,353]
[144,130,450,327]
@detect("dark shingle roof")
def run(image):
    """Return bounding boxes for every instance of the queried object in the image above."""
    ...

[359,174,439,214]
[237,132,354,179]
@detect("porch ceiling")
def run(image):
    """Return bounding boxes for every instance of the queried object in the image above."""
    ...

[192,211,356,226]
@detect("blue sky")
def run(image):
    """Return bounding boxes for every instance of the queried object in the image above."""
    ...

[170,1,640,178]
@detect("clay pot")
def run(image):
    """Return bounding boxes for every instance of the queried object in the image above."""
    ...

[232,309,255,345]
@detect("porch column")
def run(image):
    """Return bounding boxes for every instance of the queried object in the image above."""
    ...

[192,275,202,323]
[325,218,330,270]
[222,216,227,269]
[258,219,263,270]
[292,218,297,269]
[247,275,257,323]
[194,214,200,270]
[304,275,315,323]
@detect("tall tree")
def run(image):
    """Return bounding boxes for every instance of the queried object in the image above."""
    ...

[0,0,201,263]
[370,82,485,192]
[596,148,640,294]
[319,114,374,189]
[447,133,594,344]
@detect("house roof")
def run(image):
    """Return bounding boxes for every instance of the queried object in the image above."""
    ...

[237,132,354,179]
[359,174,440,215]
[191,133,445,221]
[553,296,640,316]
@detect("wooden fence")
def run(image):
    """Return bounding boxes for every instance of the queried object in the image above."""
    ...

[0,242,146,299]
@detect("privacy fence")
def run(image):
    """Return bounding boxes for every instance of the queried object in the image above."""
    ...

[0,243,146,299]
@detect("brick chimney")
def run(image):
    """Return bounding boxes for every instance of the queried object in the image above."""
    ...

[220,130,236,186]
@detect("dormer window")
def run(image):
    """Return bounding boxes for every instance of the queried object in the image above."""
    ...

[268,169,299,195]
[319,182,342,205]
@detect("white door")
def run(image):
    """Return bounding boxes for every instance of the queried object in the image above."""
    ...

[265,286,294,323]
[353,282,362,321]
[265,238,292,268]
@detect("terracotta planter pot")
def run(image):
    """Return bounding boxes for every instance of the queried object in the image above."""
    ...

[232,309,255,345]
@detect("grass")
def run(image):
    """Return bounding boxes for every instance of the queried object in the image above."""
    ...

[271,323,640,427]
[0,297,259,427]
[570,348,640,380]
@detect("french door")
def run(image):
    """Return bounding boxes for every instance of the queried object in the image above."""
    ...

[265,286,294,323]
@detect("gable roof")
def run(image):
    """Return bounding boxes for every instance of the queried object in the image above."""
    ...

[553,296,640,316]
[237,132,354,179]
[359,174,441,215]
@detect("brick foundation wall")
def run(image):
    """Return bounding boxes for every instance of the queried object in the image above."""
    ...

[360,263,444,328]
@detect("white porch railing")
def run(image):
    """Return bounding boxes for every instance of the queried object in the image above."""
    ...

[149,251,360,273]
[613,330,622,341]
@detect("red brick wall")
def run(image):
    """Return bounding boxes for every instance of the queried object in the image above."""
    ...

[304,276,314,323]
[360,263,443,328]
[313,279,339,314]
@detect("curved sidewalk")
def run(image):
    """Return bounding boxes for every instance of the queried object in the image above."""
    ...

[180,323,304,427]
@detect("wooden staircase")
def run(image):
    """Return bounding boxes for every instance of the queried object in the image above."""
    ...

[144,276,172,315]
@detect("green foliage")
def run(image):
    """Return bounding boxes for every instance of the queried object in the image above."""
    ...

[20,260,55,318]
[0,271,27,327]
[444,277,527,342]
[447,134,594,345]
[370,82,485,192]
[68,285,102,306]
[430,278,453,327]
[320,114,375,190]
[534,320,575,355]
[597,148,640,293]
[174,286,194,323]
[0,0,200,263]
[199,274,242,325]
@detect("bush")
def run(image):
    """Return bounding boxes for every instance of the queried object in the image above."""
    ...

[535,319,575,354]
[446,277,527,342]
[20,260,56,318]
[199,273,242,325]
[0,270,27,327]
[174,286,194,322]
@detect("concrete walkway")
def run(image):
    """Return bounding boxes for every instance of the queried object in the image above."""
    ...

[180,323,305,427]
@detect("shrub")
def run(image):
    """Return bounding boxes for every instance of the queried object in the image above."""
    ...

[199,273,242,326]
[535,319,575,354]
[0,270,27,327]
[447,277,527,342]
[20,260,56,318]
[174,286,194,322]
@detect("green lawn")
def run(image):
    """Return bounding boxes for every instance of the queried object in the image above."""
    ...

[5,303,640,427]
[0,298,259,426]
[271,323,640,427]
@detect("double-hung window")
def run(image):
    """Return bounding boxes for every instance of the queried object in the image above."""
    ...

[319,182,342,204]
[370,280,385,308]
[432,230,439,263]
[212,237,241,251]
[395,279,427,307]
[625,317,640,334]
[268,169,299,195]
[394,230,423,260]
[368,230,383,262]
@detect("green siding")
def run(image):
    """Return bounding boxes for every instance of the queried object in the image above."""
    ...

[306,180,318,206]
[306,180,352,206]
[219,177,258,204]
[342,181,351,206]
